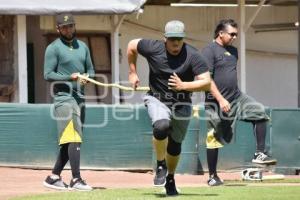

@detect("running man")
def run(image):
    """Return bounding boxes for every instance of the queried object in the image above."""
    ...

[127,20,211,196]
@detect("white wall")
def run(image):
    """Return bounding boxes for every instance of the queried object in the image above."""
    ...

[246,50,297,107]
[12,16,18,102]
[16,15,28,103]
[33,5,298,106]
[119,5,298,107]
[119,22,157,104]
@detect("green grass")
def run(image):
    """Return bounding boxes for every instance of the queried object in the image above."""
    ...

[224,178,300,184]
[11,186,300,200]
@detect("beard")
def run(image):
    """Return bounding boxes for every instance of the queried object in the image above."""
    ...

[59,29,76,42]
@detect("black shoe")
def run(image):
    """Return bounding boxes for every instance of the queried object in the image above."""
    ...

[207,175,223,186]
[43,175,68,190]
[252,152,277,165]
[153,165,167,186]
[164,176,178,196]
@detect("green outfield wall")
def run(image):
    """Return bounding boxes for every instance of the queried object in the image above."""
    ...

[0,103,299,175]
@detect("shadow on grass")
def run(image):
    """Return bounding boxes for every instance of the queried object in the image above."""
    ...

[224,184,248,187]
[143,192,219,198]
[92,187,107,190]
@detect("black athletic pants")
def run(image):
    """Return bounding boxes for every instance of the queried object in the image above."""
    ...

[52,142,81,179]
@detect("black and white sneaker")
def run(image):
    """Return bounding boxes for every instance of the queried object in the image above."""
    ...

[207,175,223,186]
[252,152,277,165]
[43,175,68,190]
[164,176,178,196]
[69,178,92,191]
[153,165,167,186]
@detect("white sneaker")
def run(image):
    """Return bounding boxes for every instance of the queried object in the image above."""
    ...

[43,175,68,190]
[69,178,92,191]
[252,152,277,164]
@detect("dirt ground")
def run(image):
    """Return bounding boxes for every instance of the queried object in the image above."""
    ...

[1,167,299,200]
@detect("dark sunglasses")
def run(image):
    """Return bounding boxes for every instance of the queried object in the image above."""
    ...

[167,37,183,41]
[226,32,238,37]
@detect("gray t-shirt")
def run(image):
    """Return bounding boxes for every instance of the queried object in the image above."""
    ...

[137,39,208,105]
[202,42,241,104]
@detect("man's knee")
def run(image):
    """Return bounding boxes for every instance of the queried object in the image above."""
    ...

[167,137,181,156]
[153,119,171,140]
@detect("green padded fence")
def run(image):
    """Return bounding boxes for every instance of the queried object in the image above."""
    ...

[82,105,153,169]
[270,109,300,174]
[176,111,201,174]
[0,104,299,174]
[0,103,153,170]
[0,104,57,166]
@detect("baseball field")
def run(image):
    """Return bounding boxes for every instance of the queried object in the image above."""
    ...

[2,167,300,200]
[11,186,300,200]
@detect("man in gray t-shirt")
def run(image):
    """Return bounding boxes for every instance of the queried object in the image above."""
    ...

[127,20,211,196]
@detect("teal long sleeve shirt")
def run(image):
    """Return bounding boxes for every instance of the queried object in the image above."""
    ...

[44,38,95,96]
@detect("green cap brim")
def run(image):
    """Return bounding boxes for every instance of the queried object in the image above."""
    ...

[58,22,75,27]
[164,32,185,38]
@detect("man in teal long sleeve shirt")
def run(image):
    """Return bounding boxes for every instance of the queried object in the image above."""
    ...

[43,13,94,191]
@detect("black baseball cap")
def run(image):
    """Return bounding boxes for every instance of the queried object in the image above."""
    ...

[56,13,75,27]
